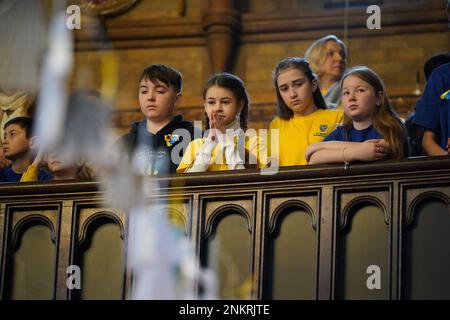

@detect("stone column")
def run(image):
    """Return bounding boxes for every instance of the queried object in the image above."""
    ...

[202,0,241,72]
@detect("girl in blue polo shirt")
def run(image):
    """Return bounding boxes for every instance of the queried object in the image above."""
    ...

[306,66,407,165]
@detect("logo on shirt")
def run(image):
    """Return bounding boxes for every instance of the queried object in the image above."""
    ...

[164,134,180,147]
[313,124,330,138]
[440,90,450,101]
[135,149,166,176]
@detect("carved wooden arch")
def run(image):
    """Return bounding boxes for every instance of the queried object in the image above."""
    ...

[166,207,188,236]
[204,203,251,239]
[269,199,316,236]
[11,215,56,250]
[339,196,388,231]
[78,211,125,245]
[406,191,450,227]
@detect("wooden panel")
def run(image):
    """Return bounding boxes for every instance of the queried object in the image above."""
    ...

[79,221,125,300]
[1,205,60,300]
[206,212,252,299]
[77,207,125,245]
[10,224,56,300]
[264,191,319,299]
[336,204,389,299]
[55,201,75,300]
[199,193,255,299]
[269,208,316,299]
[403,194,450,299]
[335,186,392,300]
[0,158,450,300]
[71,204,126,300]
[202,195,254,238]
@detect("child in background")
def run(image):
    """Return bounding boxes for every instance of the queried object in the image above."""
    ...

[412,2,450,156]
[413,61,450,156]
[177,72,268,172]
[20,151,93,181]
[269,57,343,167]
[405,52,450,157]
[0,117,52,183]
[306,66,407,165]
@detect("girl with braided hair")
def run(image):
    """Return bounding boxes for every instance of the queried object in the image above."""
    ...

[177,72,268,172]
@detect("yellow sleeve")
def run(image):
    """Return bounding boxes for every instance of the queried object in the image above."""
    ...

[20,165,39,182]
[247,135,269,169]
[176,139,202,173]
[267,118,278,158]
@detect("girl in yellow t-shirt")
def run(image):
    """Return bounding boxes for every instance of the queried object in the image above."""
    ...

[268,57,344,167]
[177,73,268,173]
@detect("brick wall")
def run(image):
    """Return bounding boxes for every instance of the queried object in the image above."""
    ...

[71,0,450,135]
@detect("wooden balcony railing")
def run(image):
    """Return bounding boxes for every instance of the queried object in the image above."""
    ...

[1,156,450,300]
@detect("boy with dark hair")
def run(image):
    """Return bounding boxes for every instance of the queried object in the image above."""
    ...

[117,64,200,175]
[0,117,52,182]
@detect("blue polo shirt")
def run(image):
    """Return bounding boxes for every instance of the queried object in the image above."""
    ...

[413,62,450,150]
[324,124,383,142]
[0,167,53,183]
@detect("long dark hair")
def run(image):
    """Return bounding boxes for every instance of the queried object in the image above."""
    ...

[341,66,407,159]
[273,57,327,120]
[202,72,249,131]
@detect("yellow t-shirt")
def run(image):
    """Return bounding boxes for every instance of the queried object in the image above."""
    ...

[268,109,344,166]
[177,135,268,172]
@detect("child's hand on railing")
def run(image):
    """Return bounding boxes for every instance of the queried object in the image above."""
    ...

[353,139,390,162]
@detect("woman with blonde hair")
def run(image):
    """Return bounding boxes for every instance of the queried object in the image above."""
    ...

[305,34,347,108]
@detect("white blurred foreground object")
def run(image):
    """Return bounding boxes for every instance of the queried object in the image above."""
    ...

[34,8,73,154]
[125,178,218,300]
[54,90,113,165]
[99,146,217,300]
[0,0,46,92]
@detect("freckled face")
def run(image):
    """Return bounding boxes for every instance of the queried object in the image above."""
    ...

[341,75,382,122]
